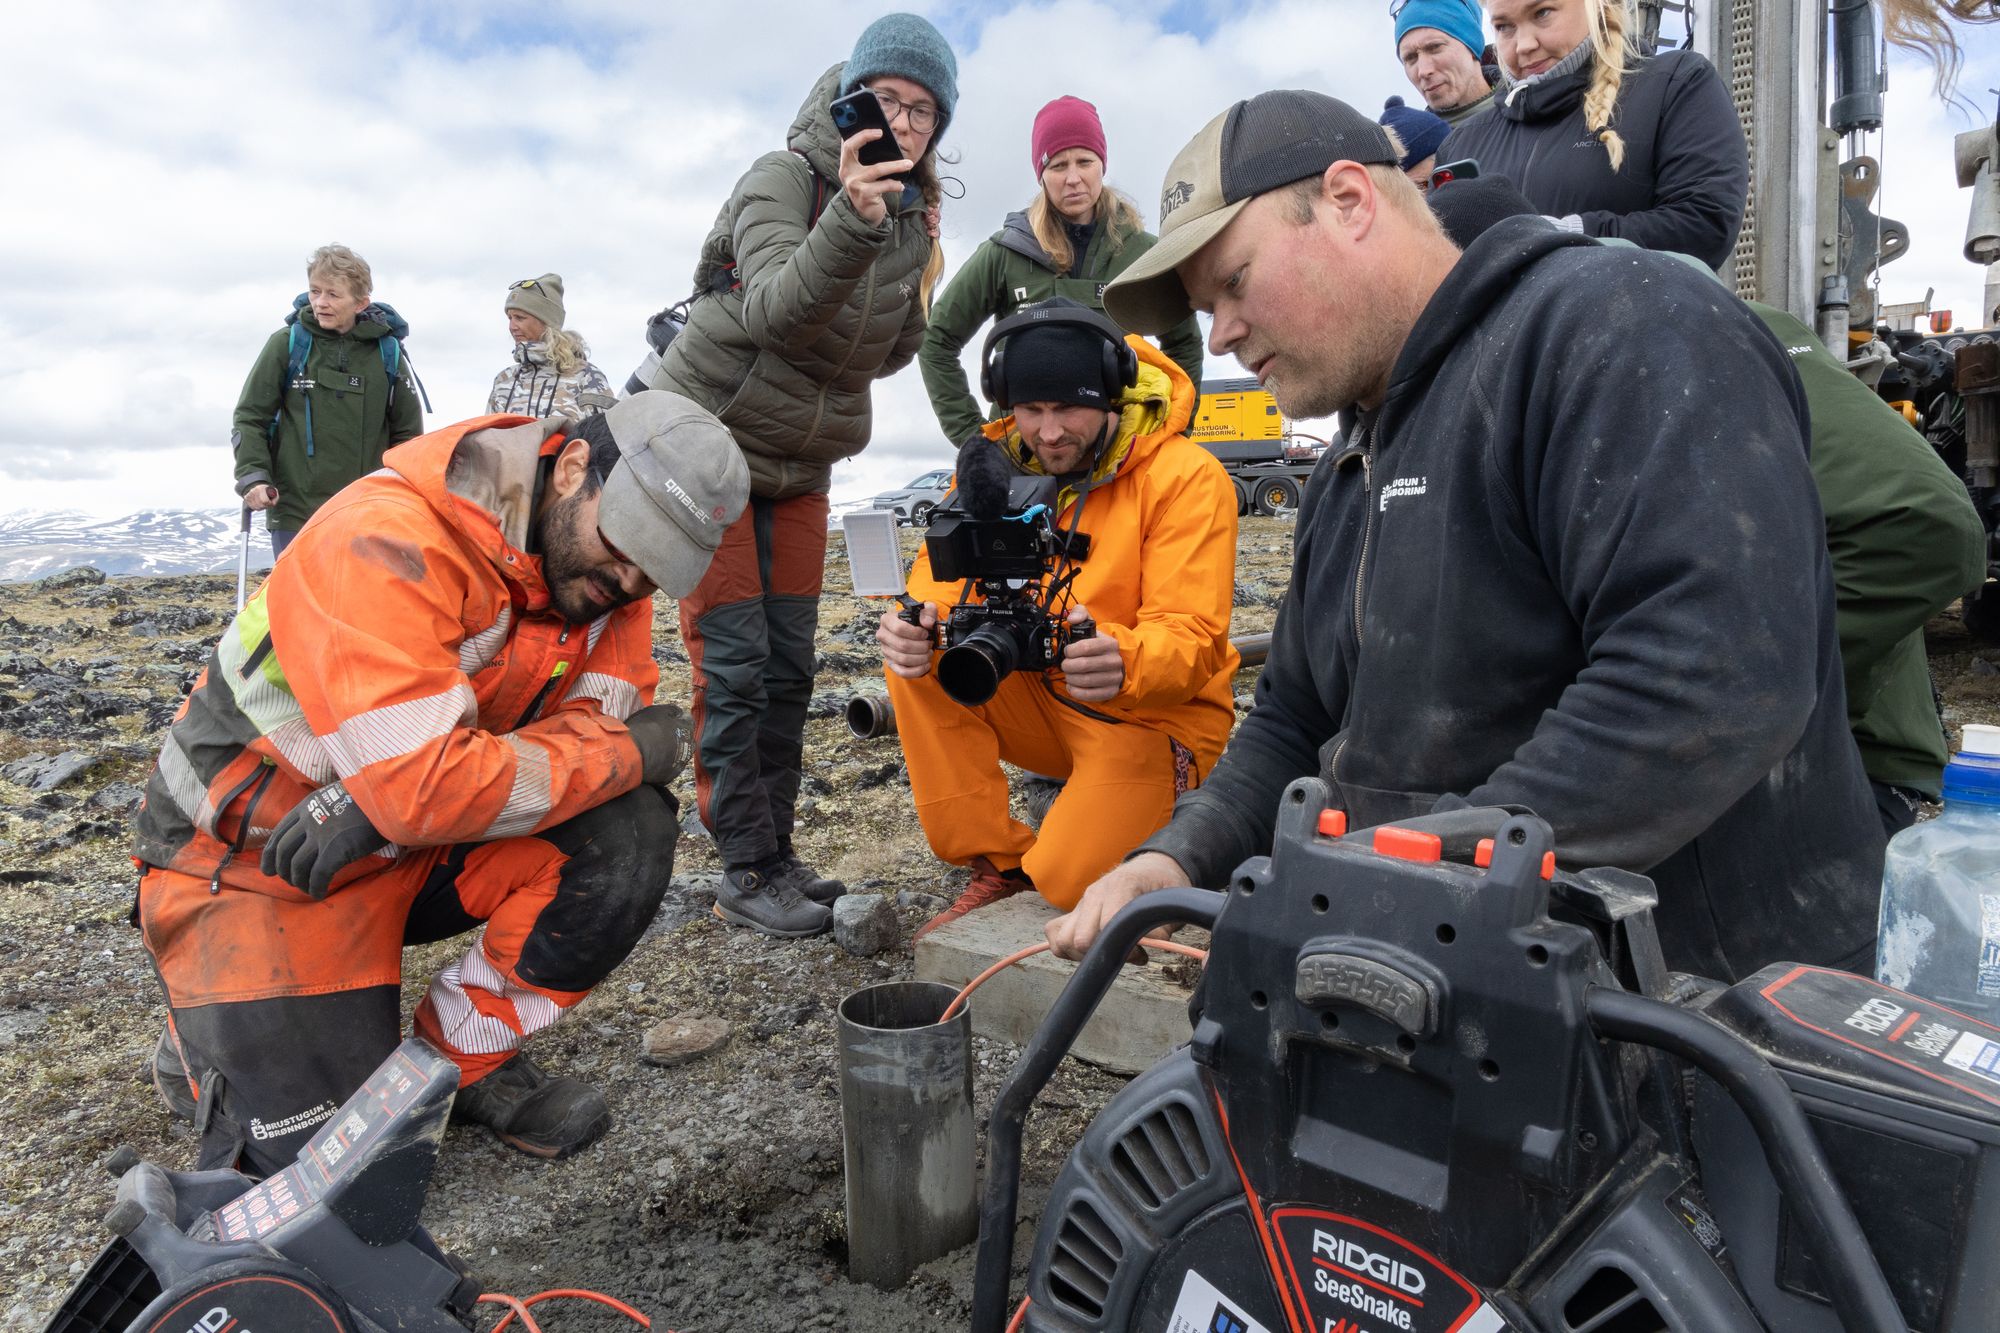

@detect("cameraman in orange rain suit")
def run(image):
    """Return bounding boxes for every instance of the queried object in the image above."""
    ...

[878,300,1239,938]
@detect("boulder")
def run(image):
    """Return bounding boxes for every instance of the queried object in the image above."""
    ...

[37,567,106,590]
[0,751,101,792]
[642,1014,733,1067]
[833,893,899,957]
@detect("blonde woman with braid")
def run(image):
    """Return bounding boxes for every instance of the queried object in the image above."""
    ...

[1438,0,1747,269]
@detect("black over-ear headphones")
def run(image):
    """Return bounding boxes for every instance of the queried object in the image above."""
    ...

[979,302,1140,407]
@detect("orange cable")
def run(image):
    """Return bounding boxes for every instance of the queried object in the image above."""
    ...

[942,939,1207,1022]
[1006,1295,1032,1331]
[479,1293,544,1333]
[523,1288,652,1328]
[486,1286,654,1332]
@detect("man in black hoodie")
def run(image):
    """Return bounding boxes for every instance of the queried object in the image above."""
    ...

[1053,90,1883,983]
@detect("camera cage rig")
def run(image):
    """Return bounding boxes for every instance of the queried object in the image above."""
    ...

[920,474,1097,707]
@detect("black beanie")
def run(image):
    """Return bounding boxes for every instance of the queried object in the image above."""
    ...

[993,298,1123,409]
[1426,174,1539,249]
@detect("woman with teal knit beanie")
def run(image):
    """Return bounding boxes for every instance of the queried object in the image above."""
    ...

[640,13,958,939]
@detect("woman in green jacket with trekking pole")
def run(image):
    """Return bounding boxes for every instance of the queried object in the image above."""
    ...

[918,95,1205,444]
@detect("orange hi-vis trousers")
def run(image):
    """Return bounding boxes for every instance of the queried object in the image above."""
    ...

[140,786,676,1173]
[883,665,1196,909]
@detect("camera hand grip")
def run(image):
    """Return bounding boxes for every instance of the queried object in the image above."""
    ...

[897,594,935,643]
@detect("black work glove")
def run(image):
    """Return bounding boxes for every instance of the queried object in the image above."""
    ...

[260,779,389,900]
[625,703,693,786]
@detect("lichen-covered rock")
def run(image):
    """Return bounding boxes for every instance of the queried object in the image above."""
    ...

[0,752,99,792]
[833,894,899,957]
[36,567,106,590]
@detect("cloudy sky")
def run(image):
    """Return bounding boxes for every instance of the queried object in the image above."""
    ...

[2,1,1994,519]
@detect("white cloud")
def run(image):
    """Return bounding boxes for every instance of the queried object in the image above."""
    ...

[1,0,1991,518]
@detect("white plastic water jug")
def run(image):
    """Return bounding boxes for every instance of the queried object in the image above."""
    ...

[1876,723,2000,1015]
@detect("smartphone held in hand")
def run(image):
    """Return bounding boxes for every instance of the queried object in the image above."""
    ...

[830,90,908,185]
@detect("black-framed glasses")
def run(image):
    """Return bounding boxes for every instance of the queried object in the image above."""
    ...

[868,87,938,133]
[509,278,541,291]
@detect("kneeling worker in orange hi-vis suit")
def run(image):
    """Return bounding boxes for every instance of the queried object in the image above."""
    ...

[877,298,1239,940]
[132,392,748,1174]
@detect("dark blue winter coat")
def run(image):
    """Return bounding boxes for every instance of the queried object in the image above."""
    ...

[1439,48,1747,270]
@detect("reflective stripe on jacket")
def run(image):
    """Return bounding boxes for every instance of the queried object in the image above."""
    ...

[133,414,656,897]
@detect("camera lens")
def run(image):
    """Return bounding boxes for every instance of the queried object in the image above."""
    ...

[937,622,1028,706]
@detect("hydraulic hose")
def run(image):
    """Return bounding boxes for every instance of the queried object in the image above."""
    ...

[970,887,1225,1333]
[1584,987,1903,1333]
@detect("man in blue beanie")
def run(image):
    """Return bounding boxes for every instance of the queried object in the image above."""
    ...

[1394,0,1495,125]
[1379,96,1453,188]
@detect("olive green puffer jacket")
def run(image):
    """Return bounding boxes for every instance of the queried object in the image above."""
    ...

[646,63,932,499]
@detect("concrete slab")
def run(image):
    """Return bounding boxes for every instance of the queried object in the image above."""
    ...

[913,895,1201,1076]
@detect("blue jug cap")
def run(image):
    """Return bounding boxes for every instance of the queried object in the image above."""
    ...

[1945,725,2000,807]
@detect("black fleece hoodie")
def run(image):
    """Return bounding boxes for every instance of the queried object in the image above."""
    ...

[1141,217,1882,982]
[1438,48,1747,270]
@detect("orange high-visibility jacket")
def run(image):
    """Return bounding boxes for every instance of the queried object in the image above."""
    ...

[133,415,656,898]
[905,337,1240,767]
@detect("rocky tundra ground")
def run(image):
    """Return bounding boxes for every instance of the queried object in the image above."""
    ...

[1,516,1994,1331]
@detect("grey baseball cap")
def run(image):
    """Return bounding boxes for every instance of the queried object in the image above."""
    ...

[1103,90,1401,333]
[595,391,749,597]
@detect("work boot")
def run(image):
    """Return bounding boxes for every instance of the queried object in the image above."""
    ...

[149,1026,196,1123]
[451,1052,611,1160]
[914,858,1032,941]
[714,862,833,938]
[774,842,846,905]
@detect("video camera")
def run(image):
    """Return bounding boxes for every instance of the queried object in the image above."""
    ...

[921,473,1093,708]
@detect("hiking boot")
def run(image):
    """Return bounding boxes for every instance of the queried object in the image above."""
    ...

[149,1026,196,1123]
[914,858,1032,941]
[1017,775,1065,830]
[772,851,846,906]
[714,863,832,938]
[451,1053,611,1160]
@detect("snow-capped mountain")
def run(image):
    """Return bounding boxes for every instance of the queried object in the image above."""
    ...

[0,498,888,583]
[0,509,273,582]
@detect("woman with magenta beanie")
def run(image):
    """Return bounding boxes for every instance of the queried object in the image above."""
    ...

[918,94,1204,444]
